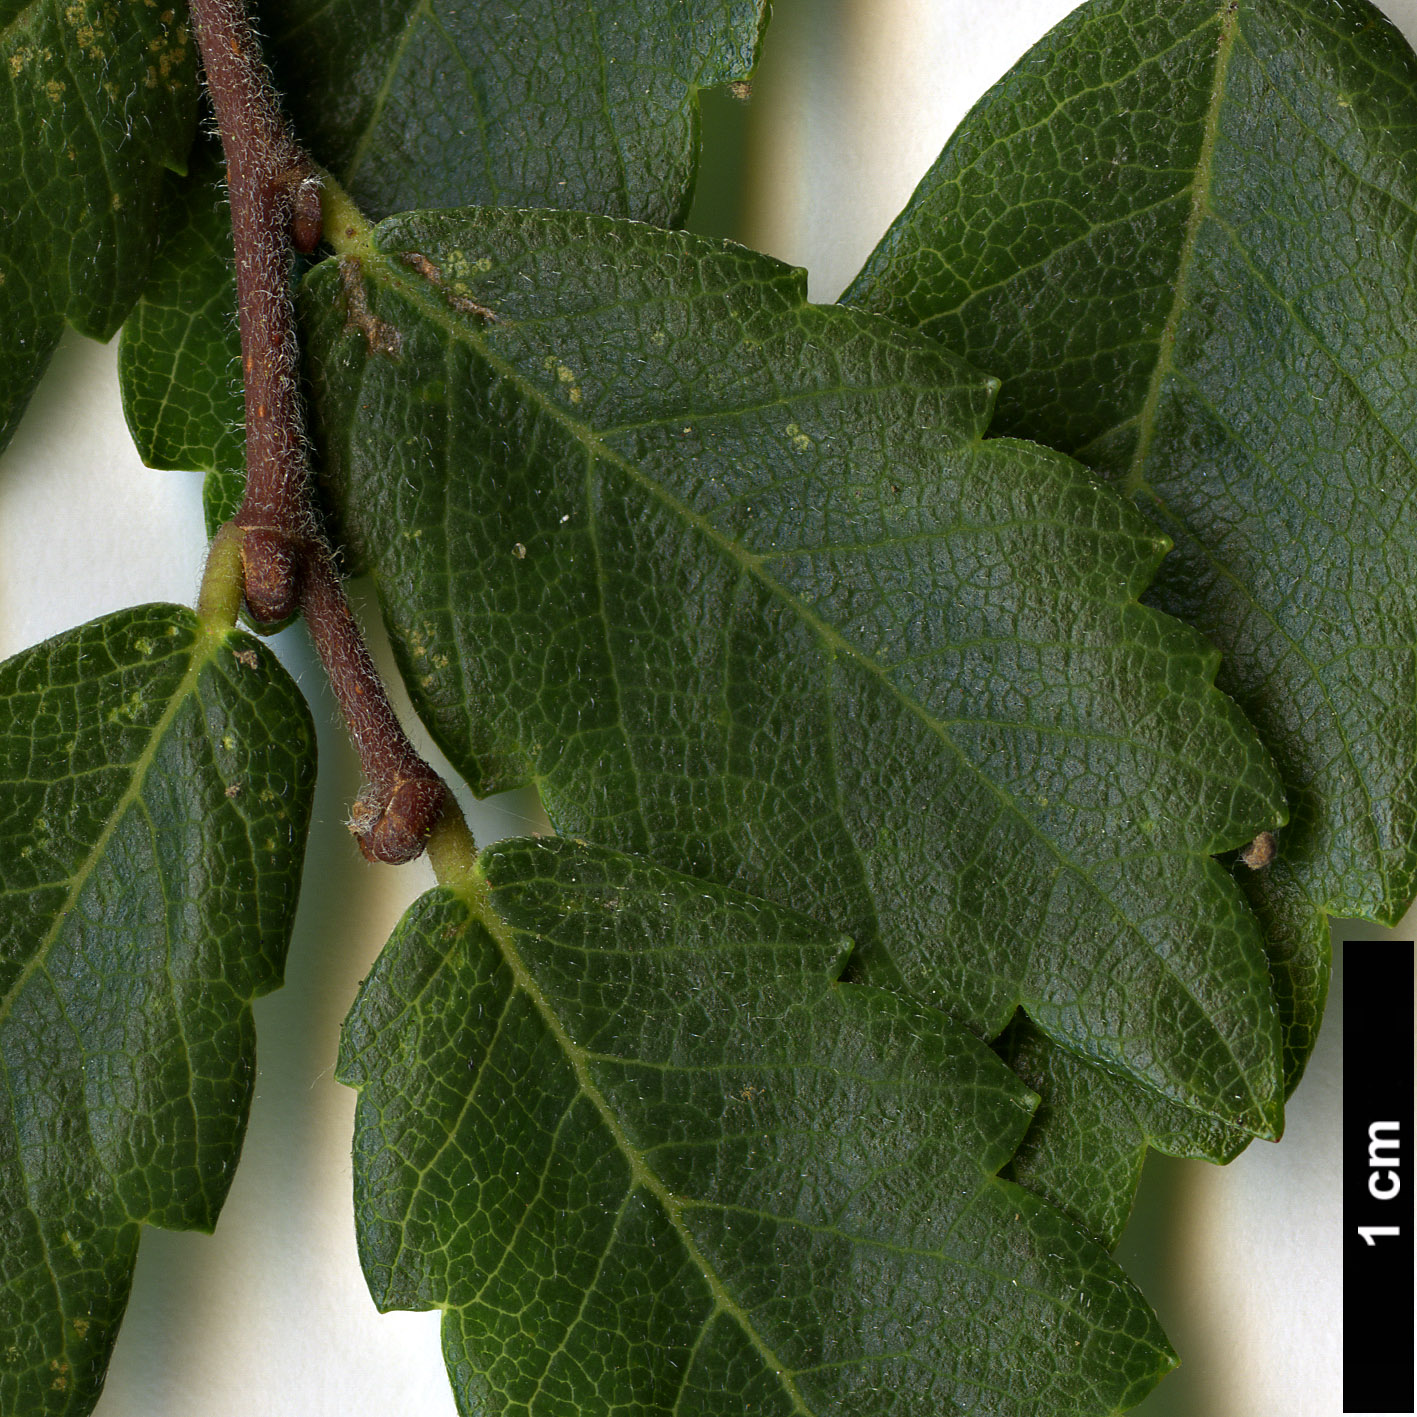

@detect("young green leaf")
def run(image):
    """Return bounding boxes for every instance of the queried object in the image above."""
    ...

[844,0,1417,1061]
[116,140,244,536]
[304,207,1287,1139]
[0,605,314,1417]
[0,0,198,453]
[340,835,1176,1416]
[261,0,768,224]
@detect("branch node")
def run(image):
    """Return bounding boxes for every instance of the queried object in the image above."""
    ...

[287,172,324,254]
[351,776,449,865]
[192,0,450,869]
[239,526,304,624]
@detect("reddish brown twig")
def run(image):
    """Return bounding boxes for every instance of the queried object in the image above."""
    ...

[190,0,319,619]
[301,549,448,864]
[189,0,450,865]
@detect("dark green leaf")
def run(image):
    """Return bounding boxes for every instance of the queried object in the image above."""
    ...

[0,0,198,453]
[842,0,1413,1234]
[117,140,243,534]
[202,466,248,537]
[112,140,318,539]
[993,1017,1249,1249]
[263,0,768,224]
[844,0,1417,1042]
[0,605,314,1416]
[305,207,1287,1139]
[340,835,1176,1416]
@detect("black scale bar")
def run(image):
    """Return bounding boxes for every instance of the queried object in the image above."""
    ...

[1343,940,1414,1414]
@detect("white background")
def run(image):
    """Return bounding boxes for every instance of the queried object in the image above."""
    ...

[2,1,1416,1413]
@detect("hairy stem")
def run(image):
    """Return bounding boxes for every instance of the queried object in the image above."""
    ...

[189,0,456,865]
[301,549,448,864]
[188,0,319,616]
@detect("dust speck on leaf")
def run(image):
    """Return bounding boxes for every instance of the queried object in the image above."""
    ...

[1239,830,1277,869]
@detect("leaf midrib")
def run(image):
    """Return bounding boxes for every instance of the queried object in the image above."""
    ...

[459,875,817,1417]
[1111,0,1403,915]
[1120,0,1237,500]
[351,242,1277,1130]
[339,0,430,190]
[439,876,1171,1409]
[0,616,217,1033]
